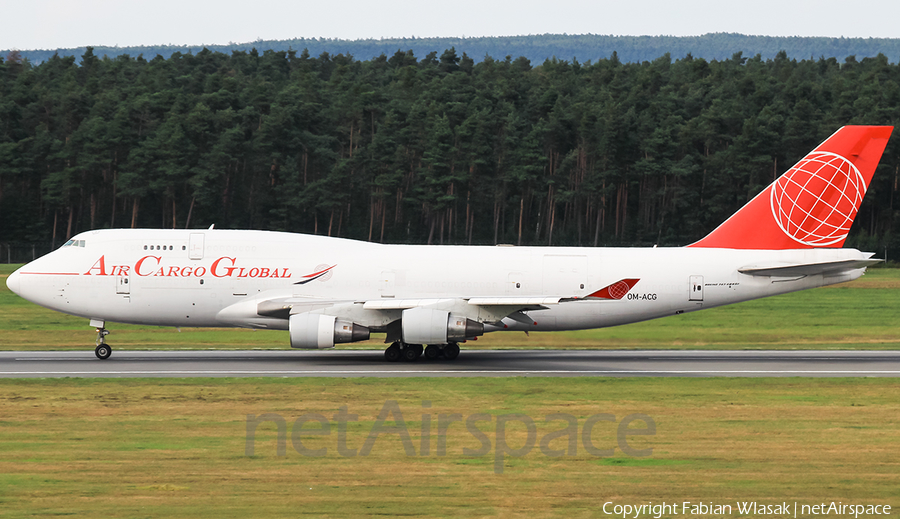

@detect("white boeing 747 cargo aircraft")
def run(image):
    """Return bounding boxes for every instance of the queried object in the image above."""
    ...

[6,126,893,361]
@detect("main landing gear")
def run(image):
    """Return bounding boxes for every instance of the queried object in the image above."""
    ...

[384,342,460,362]
[94,322,112,360]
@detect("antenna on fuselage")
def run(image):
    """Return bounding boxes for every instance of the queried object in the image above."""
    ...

[208,224,215,230]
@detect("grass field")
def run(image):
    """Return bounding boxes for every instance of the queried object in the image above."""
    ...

[0,377,898,517]
[2,264,898,516]
[2,264,899,351]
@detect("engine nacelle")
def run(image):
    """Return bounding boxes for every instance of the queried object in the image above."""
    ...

[401,308,484,344]
[289,313,370,349]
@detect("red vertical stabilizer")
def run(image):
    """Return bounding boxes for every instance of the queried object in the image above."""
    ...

[689,125,893,249]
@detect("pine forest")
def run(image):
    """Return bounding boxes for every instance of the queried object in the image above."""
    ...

[1,47,899,258]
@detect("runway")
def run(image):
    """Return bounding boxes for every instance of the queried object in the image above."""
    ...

[2,349,900,378]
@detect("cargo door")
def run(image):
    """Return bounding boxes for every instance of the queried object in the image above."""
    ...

[689,275,704,301]
[116,274,130,294]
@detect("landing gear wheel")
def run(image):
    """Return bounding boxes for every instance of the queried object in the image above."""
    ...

[384,342,401,362]
[424,344,441,360]
[95,344,112,360]
[443,342,460,360]
[402,344,420,361]
[94,326,111,360]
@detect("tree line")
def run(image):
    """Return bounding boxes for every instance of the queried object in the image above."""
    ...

[0,46,899,256]
[11,33,900,67]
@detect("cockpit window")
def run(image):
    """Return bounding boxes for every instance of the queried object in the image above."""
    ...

[62,240,75,247]
[60,239,86,248]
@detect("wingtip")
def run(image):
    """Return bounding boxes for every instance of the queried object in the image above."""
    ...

[587,278,640,300]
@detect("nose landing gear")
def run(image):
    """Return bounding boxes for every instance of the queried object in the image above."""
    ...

[92,319,112,360]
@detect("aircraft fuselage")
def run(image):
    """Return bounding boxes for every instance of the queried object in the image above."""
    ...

[7,228,870,335]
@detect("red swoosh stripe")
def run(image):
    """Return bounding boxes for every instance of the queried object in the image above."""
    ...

[302,265,336,278]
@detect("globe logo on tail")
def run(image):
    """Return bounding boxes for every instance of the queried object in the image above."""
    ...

[769,151,866,246]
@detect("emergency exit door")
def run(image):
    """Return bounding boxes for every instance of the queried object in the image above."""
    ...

[189,233,205,260]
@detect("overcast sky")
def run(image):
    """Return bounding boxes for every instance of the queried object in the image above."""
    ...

[4,0,900,50]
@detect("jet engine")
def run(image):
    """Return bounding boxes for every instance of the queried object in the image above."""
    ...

[401,308,484,344]
[289,313,370,349]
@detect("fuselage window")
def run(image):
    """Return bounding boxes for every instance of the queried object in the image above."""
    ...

[144,245,148,250]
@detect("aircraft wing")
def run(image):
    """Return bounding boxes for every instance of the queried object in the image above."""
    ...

[363,297,563,310]
[220,277,643,331]
[362,278,641,310]
[738,258,881,277]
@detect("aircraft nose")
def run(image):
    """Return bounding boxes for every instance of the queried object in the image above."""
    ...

[6,268,22,296]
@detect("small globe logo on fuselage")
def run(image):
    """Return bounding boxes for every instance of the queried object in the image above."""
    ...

[607,281,631,300]
[769,151,865,246]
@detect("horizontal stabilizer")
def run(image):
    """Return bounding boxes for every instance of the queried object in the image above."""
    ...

[738,258,881,277]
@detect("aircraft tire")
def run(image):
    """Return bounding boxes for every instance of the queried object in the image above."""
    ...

[402,344,419,361]
[443,342,460,360]
[384,342,401,362]
[424,344,441,359]
[95,344,112,360]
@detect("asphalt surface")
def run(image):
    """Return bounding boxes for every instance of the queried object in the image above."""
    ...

[1,349,900,378]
